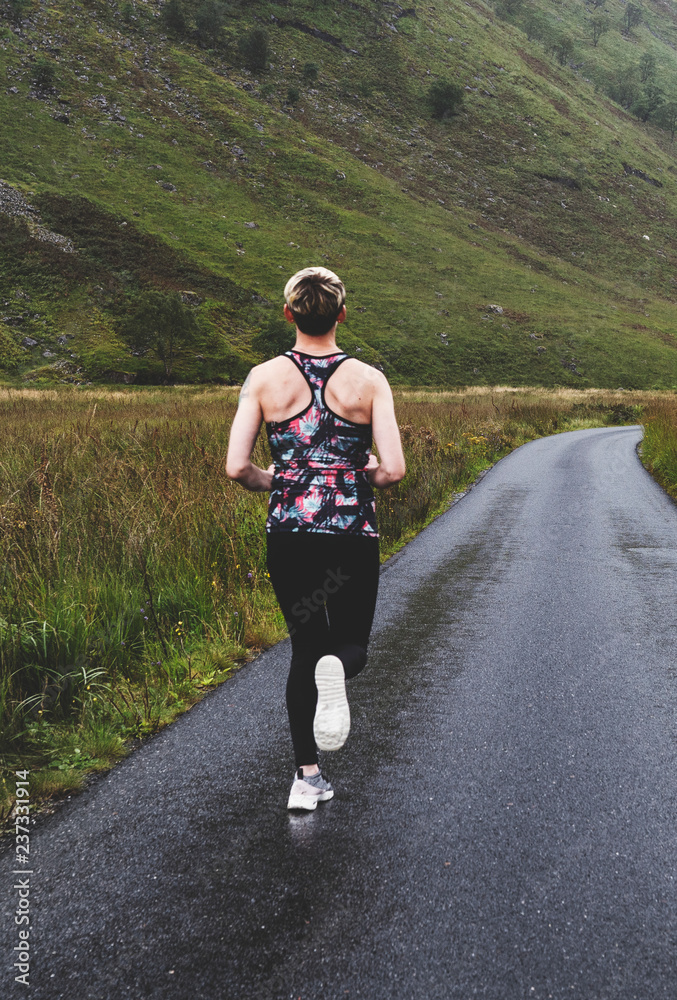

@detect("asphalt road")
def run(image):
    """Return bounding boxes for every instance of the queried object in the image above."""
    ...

[4,425,677,1000]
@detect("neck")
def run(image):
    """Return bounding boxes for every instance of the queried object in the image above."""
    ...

[292,326,340,355]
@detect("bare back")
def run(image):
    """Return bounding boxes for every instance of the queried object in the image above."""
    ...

[257,355,378,425]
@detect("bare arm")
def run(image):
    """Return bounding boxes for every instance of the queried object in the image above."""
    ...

[367,371,406,489]
[225,369,274,492]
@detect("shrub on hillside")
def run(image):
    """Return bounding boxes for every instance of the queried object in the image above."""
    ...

[588,13,610,48]
[238,28,270,71]
[31,56,57,90]
[196,0,228,49]
[623,3,643,36]
[161,0,188,36]
[606,63,640,109]
[426,79,464,120]
[631,83,665,122]
[522,6,549,42]
[551,34,575,67]
[0,325,24,375]
[8,0,30,24]
[656,98,677,141]
[495,0,523,19]
[302,62,319,83]
[286,86,300,106]
[639,52,657,83]
[118,292,201,384]
[115,292,245,384]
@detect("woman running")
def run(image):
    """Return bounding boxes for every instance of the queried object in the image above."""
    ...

[226,267,405,810]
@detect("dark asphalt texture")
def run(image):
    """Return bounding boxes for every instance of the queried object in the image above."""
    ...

[3,425,677,1000]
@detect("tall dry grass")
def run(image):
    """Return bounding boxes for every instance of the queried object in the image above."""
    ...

[0,384,655,816]
[640,395,677,500]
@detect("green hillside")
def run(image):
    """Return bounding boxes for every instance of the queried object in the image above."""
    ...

[1,0,677,387]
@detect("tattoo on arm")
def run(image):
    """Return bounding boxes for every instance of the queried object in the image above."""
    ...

[238,371,252,408]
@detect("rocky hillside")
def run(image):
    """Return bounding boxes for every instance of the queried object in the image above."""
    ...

[1,0,677,387]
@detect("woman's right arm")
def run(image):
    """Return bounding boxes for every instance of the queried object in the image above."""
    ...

[226,368,274,492]
[367,371,406,489]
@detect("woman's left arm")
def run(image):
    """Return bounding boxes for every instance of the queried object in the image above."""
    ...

[226,369,274,492]
[367,371,406,488]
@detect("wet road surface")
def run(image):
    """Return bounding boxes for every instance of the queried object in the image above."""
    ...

[3,425,677,999]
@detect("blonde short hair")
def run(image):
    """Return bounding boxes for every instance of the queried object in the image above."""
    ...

[284,266,346,336]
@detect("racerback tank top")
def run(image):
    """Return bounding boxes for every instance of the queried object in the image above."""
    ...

[265,350,378,536]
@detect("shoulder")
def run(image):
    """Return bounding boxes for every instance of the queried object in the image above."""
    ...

[341,358,392,401]
[244,355,294,388]
[340,357,389,387]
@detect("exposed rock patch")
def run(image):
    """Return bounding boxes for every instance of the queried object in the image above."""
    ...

[622,163,663,188]
[269,16,359,54]
[0,180,75,253]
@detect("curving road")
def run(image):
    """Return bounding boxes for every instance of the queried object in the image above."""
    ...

[4,425,677,1000]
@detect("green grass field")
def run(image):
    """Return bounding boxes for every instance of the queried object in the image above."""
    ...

[0,0,676,388]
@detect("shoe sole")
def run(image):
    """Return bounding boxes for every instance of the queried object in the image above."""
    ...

[287,789,334,811]
[314,655,350,751]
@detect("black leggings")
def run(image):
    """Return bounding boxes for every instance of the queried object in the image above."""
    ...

[266,532,380,767]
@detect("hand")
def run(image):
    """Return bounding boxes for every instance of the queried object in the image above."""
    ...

[365,453,379,472]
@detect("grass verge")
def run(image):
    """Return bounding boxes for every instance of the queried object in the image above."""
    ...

[638,395,677,500]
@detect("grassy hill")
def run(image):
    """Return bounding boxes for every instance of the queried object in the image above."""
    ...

[1,0,677,387]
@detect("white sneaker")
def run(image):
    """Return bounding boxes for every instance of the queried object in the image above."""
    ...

[287,768,334,811]
[313,654,350,751]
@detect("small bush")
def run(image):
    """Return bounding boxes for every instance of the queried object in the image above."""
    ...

[588,13,610,48]
[552,34,575,67]
[606,64,640,110]
[639,52,657,84]
[120,1,135,24]
[631,83,665,123]
[286,86,300,105]
[623,2,643,36]
[196,0,228,49]
[656,99,677,141]
[522,8,549,42]
[495,0,523,19]
[161,0,188,36]
[0,324,24,374]
[302,62,319,83]
[426,79,464,119]
[8,0,31,24]
[238,28,269,71]
[31,56,57,91]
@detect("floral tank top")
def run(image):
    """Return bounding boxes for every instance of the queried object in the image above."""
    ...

[265,350,378,536]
